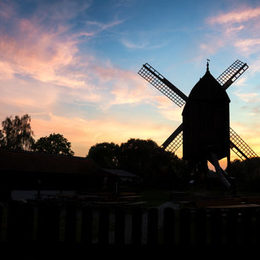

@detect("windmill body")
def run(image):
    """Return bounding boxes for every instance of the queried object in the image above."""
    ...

[182,68,230,162]
[138,60,258,189]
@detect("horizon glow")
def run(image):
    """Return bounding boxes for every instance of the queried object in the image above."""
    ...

[0,0,259,161]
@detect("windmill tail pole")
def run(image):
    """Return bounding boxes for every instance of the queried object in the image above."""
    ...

[209,153,232,190]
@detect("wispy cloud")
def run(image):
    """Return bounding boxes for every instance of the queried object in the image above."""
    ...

[0,0,177,157]
[121,39,147,49]
[208,7,260,24]
[121,38,167,50]
[234,91,260,103]
[234,38,260,53]
[202,5,260,59]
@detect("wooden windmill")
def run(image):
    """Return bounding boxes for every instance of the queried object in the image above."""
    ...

[138,60,258,188]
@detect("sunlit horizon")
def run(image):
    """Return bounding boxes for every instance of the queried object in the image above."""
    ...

[0,0,259,160]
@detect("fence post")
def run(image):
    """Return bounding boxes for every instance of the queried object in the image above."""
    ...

[226,208,238,246]
[193,208,207,246]
[114,207,125,246]
[32,206,39,242]
[124,209,132,245]
[37,203,60,242]
[75,207,83,243]
[91,208,99,244]
[98,207,109,246]
[0,204,8,242]
[132,207,142,246]
[81,207,93,245]
[147,208,158,246]
[163,207,175,246]
[58,206,66,242]
[179,208,191,247]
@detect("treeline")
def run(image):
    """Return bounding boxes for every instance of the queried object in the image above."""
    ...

[1,114,259,191]
[0,114,190,189]
[87,139,190,188]
[0,114,74,156]
[229,157,260,191]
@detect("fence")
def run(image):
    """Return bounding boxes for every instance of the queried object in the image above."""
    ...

[0,201,260,247]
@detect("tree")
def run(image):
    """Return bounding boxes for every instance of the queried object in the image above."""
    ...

[0,114,34,151]
[229,157,260,191]
[119,138,190,188]
[87,142,120,168]
[33,133,74,156]
[87,138,190,188]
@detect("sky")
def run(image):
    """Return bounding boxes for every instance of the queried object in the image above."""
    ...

[0,0,259,160]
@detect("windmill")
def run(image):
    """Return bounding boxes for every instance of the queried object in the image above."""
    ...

[138,60,258,189]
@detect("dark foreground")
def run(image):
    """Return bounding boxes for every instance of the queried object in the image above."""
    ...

[1,193,260,255]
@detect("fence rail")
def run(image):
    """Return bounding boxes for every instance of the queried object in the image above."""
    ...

[0,202,260,247]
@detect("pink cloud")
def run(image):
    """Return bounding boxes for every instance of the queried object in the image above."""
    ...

[0,18,82,88]
[203,5,260,57]
[208,7,260,24]
[234,38,260,53]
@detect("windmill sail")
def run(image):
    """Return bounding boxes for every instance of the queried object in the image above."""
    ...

[162,124,183,153]
[230,127,258,160]
[216,60,249,89]
[138,63,187,107]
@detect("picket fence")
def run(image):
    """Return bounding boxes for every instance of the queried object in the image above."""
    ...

[0,201,260,247]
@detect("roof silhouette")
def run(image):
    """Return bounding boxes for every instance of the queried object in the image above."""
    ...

[187,70,230,102]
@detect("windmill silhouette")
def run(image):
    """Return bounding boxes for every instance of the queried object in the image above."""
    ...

[138,60,258,189]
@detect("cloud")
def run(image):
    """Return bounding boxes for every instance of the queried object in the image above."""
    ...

[0,18,81,87]
[202,6,260,57]
[153,96,182,122]
[121,38,167,50]
[86,19,124,31]
[0,1,124,90]
[208,7,260,24]
[121,39,147,49]
[234,92,260,103]
[234,38,260,53]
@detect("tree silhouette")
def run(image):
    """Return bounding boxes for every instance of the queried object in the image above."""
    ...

[0,114,34,151]
[33,133,74,156]
[87,142,120,168]
[88,138,189,188]
[229,157,260,191]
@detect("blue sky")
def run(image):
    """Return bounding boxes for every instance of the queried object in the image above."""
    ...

[0,0,259,158]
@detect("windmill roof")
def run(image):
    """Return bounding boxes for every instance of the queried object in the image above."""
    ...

[187,70,230,102]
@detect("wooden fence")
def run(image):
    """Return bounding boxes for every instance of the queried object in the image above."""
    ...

[0,201,260,247]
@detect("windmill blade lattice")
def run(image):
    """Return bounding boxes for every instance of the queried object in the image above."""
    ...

[216,60,249,89]
[164,131,183,153]
[138,63,187,107]
[162,123,183,153]
[230,127,258,160]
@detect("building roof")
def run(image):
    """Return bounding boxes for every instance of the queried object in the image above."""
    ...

[0,150,103,176]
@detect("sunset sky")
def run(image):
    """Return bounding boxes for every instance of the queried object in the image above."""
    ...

[0,0,259,159]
